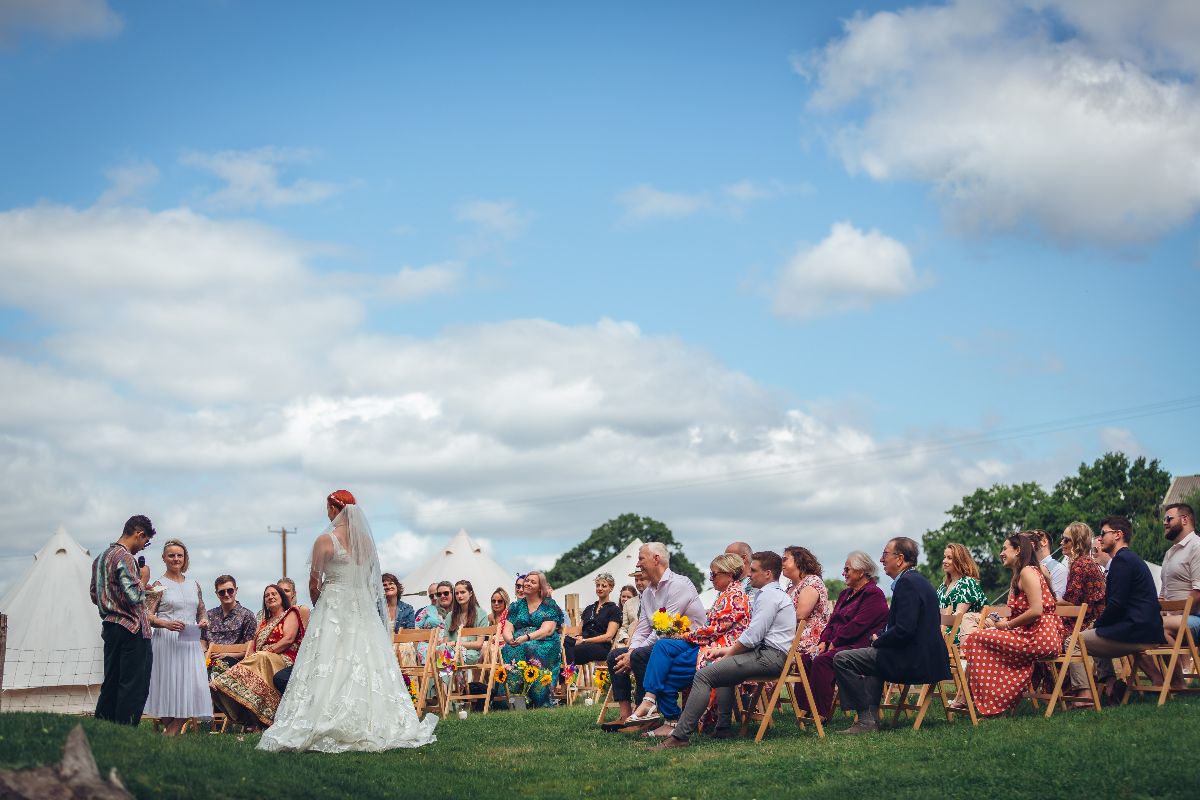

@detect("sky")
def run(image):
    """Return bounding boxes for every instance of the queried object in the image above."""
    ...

[1,0,1198,605]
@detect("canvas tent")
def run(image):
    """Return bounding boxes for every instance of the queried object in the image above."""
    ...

[552,538,644,608]
[400,529,514,606]
[1,527,104,713]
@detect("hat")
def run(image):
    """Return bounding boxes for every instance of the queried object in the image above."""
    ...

[628,566,645,577]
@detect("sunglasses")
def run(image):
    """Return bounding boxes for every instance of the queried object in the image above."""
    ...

[491,598,506,605]
[216,588,236,597]
[436,591,451,597]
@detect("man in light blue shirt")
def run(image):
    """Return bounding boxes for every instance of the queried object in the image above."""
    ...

[657,550,794,748]
[1034,530,1068,597]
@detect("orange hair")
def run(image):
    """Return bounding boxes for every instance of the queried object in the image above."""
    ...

[327,489,356,510]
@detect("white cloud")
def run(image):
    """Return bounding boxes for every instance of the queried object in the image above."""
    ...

[617,184,709,222]
[96,162,159,207]
[378,262,462,302]
[773,221,921,319]
[455,199,533,240]
[803,0,1200,244]
[180,146,342,210]
[0,200,1016,601]
[1099,427,1145,457]
[0,0,121,45]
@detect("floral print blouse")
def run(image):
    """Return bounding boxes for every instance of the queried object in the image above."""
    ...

[786,574,831,657]
[1063,555,1106,631]
[686,581,751,669]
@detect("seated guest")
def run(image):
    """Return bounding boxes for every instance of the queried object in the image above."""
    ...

[1058,522,1106,697]
[210,584,306,728]
[487,587,510,625]
[832,537,950,734]
[614,573,647,648]
[415,580,453,661]
[782,545,831,654]
[1032,529,1068,598]
[724,541,757,601]
[627,554,751,731]
[383,573,416,632]
[496,575,525,632]
[414,583,439,625]
[447,580,491,664]
[607,544,706,724]
[655,551,791,748]
[1081,516,1167,699]
[961,532,1065,716]
[565,572,621,667]
[275,577,310,630]
[1159,503,1200,672]
[500,571,565,708]
[938,543,987,643]
[206,574,257,671]
[800,551,888,722]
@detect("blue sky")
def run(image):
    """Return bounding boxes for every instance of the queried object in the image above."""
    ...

[0,0,1197,599]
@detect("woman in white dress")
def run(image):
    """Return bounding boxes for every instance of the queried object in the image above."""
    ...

[258,490,438,752]
[143,539,213,735]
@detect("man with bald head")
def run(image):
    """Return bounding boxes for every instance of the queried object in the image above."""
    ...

[725,541,757,601]
[604,542,706,729]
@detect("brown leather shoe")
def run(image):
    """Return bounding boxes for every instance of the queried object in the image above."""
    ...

[709,727,734,740]
[654,735,690,749]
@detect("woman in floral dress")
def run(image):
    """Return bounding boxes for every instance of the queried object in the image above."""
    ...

[938,543,988,644]
[500,571,564,707]
[782,546,831,654]
[961,532,1065,716]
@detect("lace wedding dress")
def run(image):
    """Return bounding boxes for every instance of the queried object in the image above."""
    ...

[258,507,437,752]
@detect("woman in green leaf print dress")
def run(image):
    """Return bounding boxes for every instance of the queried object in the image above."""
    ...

[938,543,988,643]
[500,571,564,708]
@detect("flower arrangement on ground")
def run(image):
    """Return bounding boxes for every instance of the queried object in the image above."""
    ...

[510,658,554,700]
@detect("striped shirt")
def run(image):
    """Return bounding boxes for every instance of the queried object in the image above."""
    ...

[89,543,150,638]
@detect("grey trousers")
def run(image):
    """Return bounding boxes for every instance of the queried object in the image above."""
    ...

[831,646,884,712]
[671,646,787,740]
[1080,630,1163,682]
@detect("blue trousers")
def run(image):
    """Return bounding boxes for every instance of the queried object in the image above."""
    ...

[642,638,700,719]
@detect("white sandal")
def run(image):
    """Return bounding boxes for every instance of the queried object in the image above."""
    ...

[625,700,659,723]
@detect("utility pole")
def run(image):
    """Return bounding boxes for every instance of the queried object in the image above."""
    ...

[267,526,296,578]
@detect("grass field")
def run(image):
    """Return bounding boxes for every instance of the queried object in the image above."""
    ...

[1,696,1196,800]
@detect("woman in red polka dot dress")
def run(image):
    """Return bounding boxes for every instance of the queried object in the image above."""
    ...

[961,532,1065,717]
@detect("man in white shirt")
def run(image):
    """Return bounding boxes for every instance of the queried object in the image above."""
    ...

[606,542,706,726]
[656,551,794,748]
[1034,529,1068,597]
[1159,503,1200,650]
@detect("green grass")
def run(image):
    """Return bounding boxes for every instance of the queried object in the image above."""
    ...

[2,697,1196,800]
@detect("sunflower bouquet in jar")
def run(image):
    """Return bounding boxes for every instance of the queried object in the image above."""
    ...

[511,658,553,699]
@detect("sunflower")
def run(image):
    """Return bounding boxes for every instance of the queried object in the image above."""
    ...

[522,665,539,684]
[495,666,508,683]
[539,673,552,687]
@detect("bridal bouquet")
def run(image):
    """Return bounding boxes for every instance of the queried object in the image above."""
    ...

[651,607,691,638]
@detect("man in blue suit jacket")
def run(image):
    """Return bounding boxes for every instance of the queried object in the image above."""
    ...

[832,536,950,734]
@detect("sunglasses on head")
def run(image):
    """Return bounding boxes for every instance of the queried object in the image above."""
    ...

[217,588,235,597]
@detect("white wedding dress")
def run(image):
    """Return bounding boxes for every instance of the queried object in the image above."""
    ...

[258,507,437,752]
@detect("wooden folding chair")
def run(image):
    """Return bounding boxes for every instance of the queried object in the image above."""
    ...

[739,623,825,742]
[205,642,252,733]
[933,610,978,725]
[594,668,625,725]
[1024,603,1101,717]
[394,628,443,716]
[1124,597,1200,706]
[442,625,501,715]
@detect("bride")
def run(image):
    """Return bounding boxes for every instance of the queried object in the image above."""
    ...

[258,490,438,752]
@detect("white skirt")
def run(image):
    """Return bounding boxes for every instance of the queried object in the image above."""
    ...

[143,628,214,719]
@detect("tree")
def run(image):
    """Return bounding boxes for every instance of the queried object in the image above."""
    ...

[920,452,1174,595]
[545,513,704,590]
[824,578,846,598]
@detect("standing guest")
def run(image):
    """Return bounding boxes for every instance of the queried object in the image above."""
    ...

[143,539,212,735]
[1032,529,1068,598]
[615,572,648,648]
[487,588,510,625]
[1082,516,1168,699]
[1059,522,1107,697]
[1158,503,1200,655]
[961,532,1065,716]
[782,546,831,656]
[607,544,706,725]
[629,554,751,733]
[655,551,791,748]
[565,573,621,666]
[383,573,417,632]
[500,571,565,708]
[90,515,157,726]
[210,584,305,728]
[800,551,889,722]
[832,537,950,735]
[725,541,757,601]
[447,580,490,664]
[937,544,987,643]
[207,575,257,670]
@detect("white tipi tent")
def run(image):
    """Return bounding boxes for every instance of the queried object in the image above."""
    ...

[1,527,104,713]
[552,538,644,606]
[400,529,514,604]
